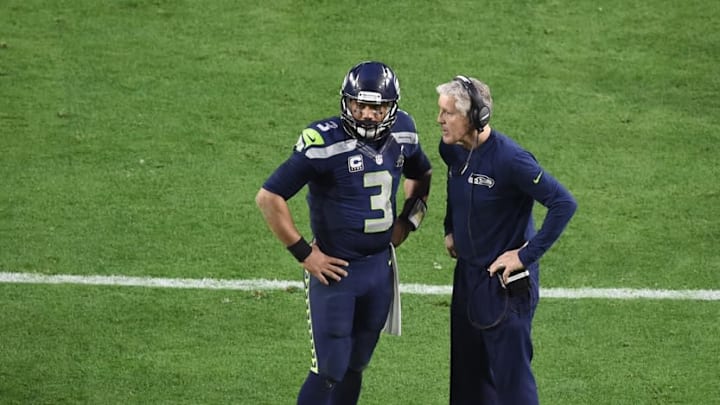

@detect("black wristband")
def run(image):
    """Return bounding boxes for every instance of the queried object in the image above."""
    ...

[287,237,312,262]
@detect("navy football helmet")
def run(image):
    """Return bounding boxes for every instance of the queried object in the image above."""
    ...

[340,61,400,141]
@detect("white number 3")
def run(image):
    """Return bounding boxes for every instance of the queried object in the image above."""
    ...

[363,171,394,233]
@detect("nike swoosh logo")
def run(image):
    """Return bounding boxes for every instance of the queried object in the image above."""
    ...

[305,134,316,142]
[532,171,543,184]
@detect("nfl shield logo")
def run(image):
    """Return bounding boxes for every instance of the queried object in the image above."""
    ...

[375,155,383,165]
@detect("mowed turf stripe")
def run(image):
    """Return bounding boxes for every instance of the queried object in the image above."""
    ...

[0,272,718,301]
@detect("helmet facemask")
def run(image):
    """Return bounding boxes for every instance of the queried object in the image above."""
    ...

[341,96,398,142]
[339,61,400,142]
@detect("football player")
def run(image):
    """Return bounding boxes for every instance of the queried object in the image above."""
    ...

[256,61,432,405]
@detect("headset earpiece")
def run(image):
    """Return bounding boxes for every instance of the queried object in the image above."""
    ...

[454,75,490,131]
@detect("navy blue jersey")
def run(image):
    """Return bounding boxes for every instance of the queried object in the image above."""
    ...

[263,110,431,260]
[440,129,577,268]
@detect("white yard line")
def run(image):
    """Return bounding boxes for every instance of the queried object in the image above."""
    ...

[0,272,718,301]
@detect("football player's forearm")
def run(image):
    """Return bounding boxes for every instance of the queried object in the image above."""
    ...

[399,170,432,231]
[255,188,302,246]
[391,220,411,247]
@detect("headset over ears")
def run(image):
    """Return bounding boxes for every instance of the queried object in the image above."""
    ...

[454,75,490,131]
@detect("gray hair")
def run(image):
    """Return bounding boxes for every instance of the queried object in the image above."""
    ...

[436,77,493,119]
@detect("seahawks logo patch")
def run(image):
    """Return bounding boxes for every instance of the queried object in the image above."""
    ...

[294,128,324,152]
[468,173,495,188]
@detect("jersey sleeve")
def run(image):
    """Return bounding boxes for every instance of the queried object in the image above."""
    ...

[262,147,319,200]
[402,143,432,180]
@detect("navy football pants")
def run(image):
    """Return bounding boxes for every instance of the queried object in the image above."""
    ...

[450,260,539,405]
[305,249,393,382]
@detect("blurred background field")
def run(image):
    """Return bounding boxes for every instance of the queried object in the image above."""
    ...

[1,0,718,403]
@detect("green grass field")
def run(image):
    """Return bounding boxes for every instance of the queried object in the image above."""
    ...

[1,0,719,403]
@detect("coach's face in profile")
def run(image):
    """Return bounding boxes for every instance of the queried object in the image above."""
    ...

[437,94,473,148]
